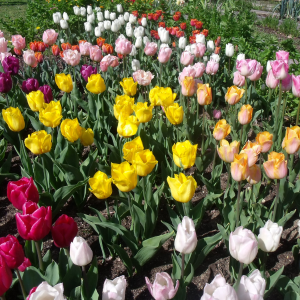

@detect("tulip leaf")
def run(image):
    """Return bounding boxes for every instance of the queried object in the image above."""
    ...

[108,244,133,277]
[278,210,296,227]
[45,261,60,286]
[88,93,97,121]
[284,291,300,300]
[82,257,98,299]
[70,286,81,300]
[42,250,52,269]
[58,248,69,281]
[80,149,98,178]
[23,267,47,294]
[166,205,181,229]
[264,266,284,297]
[62,262,82,297]
[24,240,39,269]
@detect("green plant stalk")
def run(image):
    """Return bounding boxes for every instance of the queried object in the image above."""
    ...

[127,193,134,229]
[123,55,126,78]
[240,125,244,146]
[235,181,242,228]
[142,176,147,205]
[16,269,27,300]
[119,137,123,161]
[282,93,287,124]
[296,97,300,126]
[274,81,282,140]
[181,253,185,279]
[159,62,162,87]
[265,88,272,124]
[105,200,110,220]
[35,241,44,272]
[261,251,267,279]
[202,105,205,154]
[212,144,217,177]
[41,155,49,193]
[235,262,244,291]
[5,94,8,107]
[176,126,180,143]
[272,179,280,222]
[226,163,231,189]
[244,79,248,104]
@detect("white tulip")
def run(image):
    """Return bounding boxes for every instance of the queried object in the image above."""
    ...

[132,59,140,70]
[110,12,116,20]
[130,46,137,56]
[266,60,272,72]
[111,20,120,32]
[102,276,126,300]
[141,17,147,27]
[87,13,95,23]
[129,14,137,24]
[80,7,86,16]
[196,33,205,44]
[178,37,187,49]
[104,10,110,19]
[225,43,234,57]
[84,22,92,32]
[210,53,220,63]
[135,37,143,49]
[185,45,191,53]
[104,20,111,30]
[237,53,246,61]
[95,7,101,12]
[207,40,214,52]
[60,20,68,29]
[126,23,133,37]
[143,36,150,46]
[28,282,65,300]
[203,56,208,62]
[134,26,144,38]
[70,237,93,267]
[62,12,69,21]
[60,39,64,44]
[258,220,283,252]
[73,6,80,16]
[98,22,104,31]
[160,43,169,49]
[118,15,125,25]
[87,5,93,15]
[94,26,101,37]
[124,12,129,21]
[117,4,123,13]
[97,12,103,21]
[53,12,62,24]
[159,28,169,43]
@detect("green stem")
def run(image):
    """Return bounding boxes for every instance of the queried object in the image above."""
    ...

[16,269,27,300]
[240,125,244,145]
[282,93,287,125]
[119,137,123,161]
[123,55,126,77]
[202,105,205,154]
[274,81,282,141]
[261,251,267,279]
[244,79,248,104]
[105,200,110,220]
[159,62,162,86]
[296,98,300,127]
[228,57,231,73]
[272,179,280,222]
[142,176,147,204]
[35,241,44,272]
[181,253,185,279]
[226,163,231,189]
[235,181,242,228]
[65,248,70,257]
[127,193,133,228]
[41,155,49,193]
[235,262,244,290]
[176,126,179,143]
[212,145,217,176]
[5,94,9,107]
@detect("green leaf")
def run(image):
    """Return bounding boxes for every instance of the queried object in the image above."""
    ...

[58,248,69,280]
[264,266,284,297]
[278,210,296,227]
[70,286,81,300]
[82,257,98,300]
[24,240,39,269]
[45,261,60,286]
[42,250,52,269]
[23,267,46,294]
[62,262,82,297]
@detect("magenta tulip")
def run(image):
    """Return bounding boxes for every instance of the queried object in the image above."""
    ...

[0,72,12,93]
[292,75,300,97]
[22,78,39,94]
[39,85,53,103]
[0,256,12,297]
[2,56,19,75]
[18,257,31,272]
[0,235,24,269]
[80,65,97,82]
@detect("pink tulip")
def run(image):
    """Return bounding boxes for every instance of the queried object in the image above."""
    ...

[100,54,119,72]
[180,51,194,66]
[178,65,196,84]
[233,71,245,87]
[11,35,26,50]
[63,49,81,66]
[282,73,292,92]
[0,256,12,297]
[18,257,31,272]
[193,62,205,78]
[236,59,258,77]
[292,75,300,97]
[266,69,279,89]
[79,42,92,56]
[0,38,8,53]
[144,42,158,56]
[248,62,263,81]
[276,50,289,64]
[206,60,219,75]
[42,29,58,46]
[133,70,154,86]
[115,37,132,55]
[213,109,222,119]
[196,43,206,58]
[0,31,3,38]
[158,47,172,64]
[270,60,289,80]
[89,45,102,62]
[23,50,38,68]
[0,52,12,62]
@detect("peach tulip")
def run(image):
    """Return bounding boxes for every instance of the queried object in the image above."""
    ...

[217,140,240,163]
[231,153,249,182]
[240,141,262,167]
[238,104,253,125]
[263,152,287,179]
[255,132,273,153]
[282,126,300,155]
[213,119,231,141]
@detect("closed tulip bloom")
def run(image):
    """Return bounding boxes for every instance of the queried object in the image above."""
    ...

[89,171,112,199]
[165,103,184,125]
[282,126,300,154]
[120,77,137,96]
[133,149,158,176]
[123,136,144,162]
[110,12,116,20]
[60,19,68,29]
[0,37,8,53]
[255,131,273,153]
[2,107,25,132]
[200,274,238,300]
[24,130,52,155]
[292,75,300,97]
[16,202,52,241]
[270,60,289,80]
[130,45,137,57]
[205,60,219,75]
[178,37,187,49]
[172,140,197,169]
[167,173,197,203]
[238,104,253,125]
[133,102,153,123]
[39,100,62,128]
[12,35,26,50]
[266,69,279,89]
[144,42,158,56]
[23,50,38,67]
[129,14,137,24]
[104,10,110,19]
[213,119,231,140]
[192,63,205,78]
[197,83,212,105]
[158,47,172,63]
[18,257,31,272]
[114,97,134,120]
[150,86,176,107]
[181,76,197,97]
[133,70,154,86]
[257,220,283,252]
[73,6,80,15]
[79,41,92,56]
[263,152,287,179]
[135,36,143,48]
[117,4,123,12]
[117,115,140,138]
[80,7,86,16]
[52,215,78,248]
[281,73,292,91]
[225,86,245,105]
[236,59,258,77]
[225,43,234,57]
[2,56,19,75]
[233,71,245,87]
[247,165,261,185]
[97,11,103,21]
[178,66,196,84]
[100,54,119,72]
[210,53,220,63]
[207,40,214,52]
[240,141,262,167]
[276,50,289,63]
[7,177,39,210]
[61,118,82,143]
[146,272,179,300]
[229,226,258,264]
[42,29,58,46]
[213,109,222,119]
[39,85,53,103]
[55,73,73,93]
[0,256,12,297]
[115,37,132,55]
[103,275,126,300]
[193,43,206,58]
[26,90,45,112]
[87,5,93,14]
[134,26,145,38]
[84,21,92,32]
[22,78,39,94]
[86,74,106,94]
[0,235,24,269]
[52,44,60,56]
[0,72,12,93]
[80,128,94,146]
[237,270,266,300]
[231,153,249,181]
[248,62,263,81]
[180,51,194,66]
[70,237,93,266]
[217,140,240,163]
[89,45,102,62]
[111,161,138,192]
[80,65,97,82]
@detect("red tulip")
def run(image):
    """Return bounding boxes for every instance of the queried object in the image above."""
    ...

[52,44,60,56]
[7,177,39,210]
[0,235,24,269]
[0,255,12,296]
[16,202,52,241]
[18,257,31,272]
[51,214,78,248]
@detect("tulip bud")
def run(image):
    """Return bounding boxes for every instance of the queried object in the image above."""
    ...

[225,85,245,105]
[87,5,93,15]
[213,119,231,140]
[292,74,300,97]
[70,237,93,266]
[282,126,300,155]
[282,73,292,91]
[141,17,147,27]
[104,20,111,30]
[255,131,273,153]
[117,4,123,13]
[238,104,253,125]
[213,109,222,119]
[0,256,12,297]
[94,26,101,37]
[2,107,25,133]
[266,69,279,89]
[53,12,62,24]
[104,10,110,19]
[217,140,240,163]
[233,71,245,87]
[27,282,65,299]
[103,276,126,300]
[73,6,80,15]
[124,12,129,21]
[207,40,214,52]
[206,60,219,75]
[129,14,137,24]
[84,22,92,32]
[225,43,234,57]
[110,12,116,20]
[135,37,143,49]
[87,13,95,23]
[63,12,69,21]
[271,60,289,80]
[80,7,86,16]
[60,20,68,29]
[196,33,206,44]
[97,11,103,21]
[177,37,186,49]
[118,15,125,25]
[132,59,140,71]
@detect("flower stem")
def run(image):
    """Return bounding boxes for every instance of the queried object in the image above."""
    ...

[142,176,147,204]
[282,93,287,125]
[16,269,27,300]
[235,181,242,228]
[41,155,49,193]
[272,179,280,222]
[181,253,185,279]
[159,62,162,87]
[244,79,247,104]
[228,57,231,73]
[5,94,8,107]
[240,125,244,145]
[261,251,267,279]
[212,145,217,177]
[127,193,133,229]
[202,106,205,154]
[105,200,110,220]
[296,98,300,126]
[35,241,44,272]
[235,262,244,291]
[226,163,231,189]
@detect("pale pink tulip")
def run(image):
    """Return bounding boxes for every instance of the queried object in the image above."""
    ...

[23,50,37,67]
[133,70,154,86]
[0,38,8,53]
[11,35,26,50]
[0,31,3,38]
[270,60,289,80]
[178,66,196,84]
[282,73,292,92]
[248,62,263,81]
[115,37,132,55]
[206,60,219,75]
[63,50,81,66]
[193,43,206,58]
[79,42,92,56]
[292,75,300,97]
[144,42,158,56]
[158,47,172,64]
[193,62,205,78]
[233,71,245,87]
[276,50,289,64]
[236,59,258,77]
[89,45,102,62]
[266,69,279,89]
[42,29,58,46]
[180,51,194,66]
[100,54,119,72]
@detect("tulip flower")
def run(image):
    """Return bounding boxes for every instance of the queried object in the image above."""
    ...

[213,109,222,119]
[123,137,144,163]
[276,50,289,63]
[18,257,31,272]
[200,274,238,300]
[181,76,197,97]
[0,235,24,269]
[2,107,25,132]
[248,62,263,81]
[217,140,240,163]
[178,37,187,49]
[63,49,81,66]
[172,140,197,169]
[7,177,39,210]
[114,95,134,120]
[247,165,261,185]
[178,66,196,84]
[120,77,137,96]
[263,152,287,180]
[22,78,39,94]
[197,83,212,105]
[180,51,194,66]
[28,281,65,300]
[167,173,197,203]
[89,171,112,200]
[292,74,300,98]
[16,202,52,241]
[133,70,154,86]
[229,226,258,264]
[0,72,12,93]
[39,100,62,128]
[165,103,184,125]
[255,131,273,153]
[225,86,245,105]
[103,275,126,300]
[25,130,52,155]
[231,153,249,182]
[149,86,176,107]
[266,69,279,89]
[282,126,300,154]
[270,60,289,80]
[132,59,140,71]
[236,59,258,77]
[86,74,106,94]
[115,37,132,55]
[132,149,158,176]
[42,29,58,46]
[38,85,53,104]
[80,128,94,146]
[281,73,292,91]
[117,115,140,138]
[100,54,119,72]
[205,60,219,75]
[133,102,154,123]
[238,104,253,125]
[12,35,26,50]
[233,71,245,87]
[55,73,73,93]
[0,255,12,297]
[258,220,283,252]
[0,37,8,53]
[225,43,234,57]
[146,272,179,300]
[2,56,19,75]
[193,62,206,78]
[213,119,231,140]
[158,47,172,64]
[70,237,93,266]
[61,118,82,143]
[111,161,138,192]
[144,42,158,56]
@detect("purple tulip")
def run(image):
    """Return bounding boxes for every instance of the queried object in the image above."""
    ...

[39,85,53,103]
[80,64,97,82]
[21,78,39,94]
[0,72,12,93]
[2,56,20,75]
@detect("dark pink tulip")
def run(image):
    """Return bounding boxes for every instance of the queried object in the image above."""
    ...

[2,56,19,75]
[270,60,289,80]
[292,75,300,97]
[248,62,263,82]
[276,50,289,64]
[18,257,31,272]
[0,72,12,93]
[21,78,39,94]
[38,85,53,103]
[0,235,24,269]
[213,109,222,119]
[80,65,97,82]
[282,73,292,92]
[266,69,279,89]
[0,256,12,297]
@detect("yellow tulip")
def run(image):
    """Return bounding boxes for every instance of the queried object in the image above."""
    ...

[24,130,52,155]
[172,140,197,169]
[133,102,154,123]
[263,151,287,179]
[55,73,73,93]
[115,95,135,104]
[123,136,144,163]
[167,173,197,203]
[2,107,25,132]
[255,131,273,153]
[61,118,82,142]
[80,128,94,146]
[238,104,253,125]
[132,149,158,176]
[231,153,249,182]
[111,161,137,192]
[26,90,45,112]
[114,101,134,120]
[165,103,184,125]
[217,140,240,163]
[86,74,106,94]
[89,171,112,199]
[39,100,62,128]
[213,119,231,141]
[149,86,176,107]
[120,77,137,96]
[225,86,245,105]
[117,115,140,138]
[197,83,212,105]
[282,126,300,155]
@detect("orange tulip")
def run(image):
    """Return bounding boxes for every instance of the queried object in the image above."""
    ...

[263,152,287,179]
[255,131,273,153]
[34,52,43,63]
[102,43,113,54]
[238,104,253,125]
[282,126,300,155]
[217,140,240,163]
[97,37,106,47]
[61,42,72,50]
[231,153,249,182]
[213,119,231,141]
[225,86,245,105]
[247,165,261,184]
[240,141,262,167]
[52,44,60,56]
[197,83,212,106]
